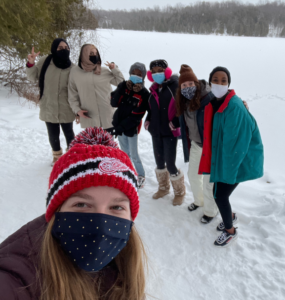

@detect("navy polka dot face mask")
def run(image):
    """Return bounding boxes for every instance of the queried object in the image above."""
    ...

[52,212,133,272]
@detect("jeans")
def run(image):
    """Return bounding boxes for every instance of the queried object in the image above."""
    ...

[152,136,178,175]
[188,141,218,217]
[214,182,239,230]
[118,134,145,177]
[46,122,75,151]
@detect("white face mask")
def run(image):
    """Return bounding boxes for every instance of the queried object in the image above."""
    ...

[211,83,228,98]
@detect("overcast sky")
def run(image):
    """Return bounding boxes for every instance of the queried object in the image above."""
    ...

[96,0,260,10]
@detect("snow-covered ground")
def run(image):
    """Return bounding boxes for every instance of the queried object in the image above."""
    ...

[0,29,285,300]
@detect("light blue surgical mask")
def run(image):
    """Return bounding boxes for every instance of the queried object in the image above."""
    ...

[129,75,143,84]
[152,72,165,84]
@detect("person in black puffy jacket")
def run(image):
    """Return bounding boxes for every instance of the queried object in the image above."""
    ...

[107,62,150,189]
[145,59,186,206]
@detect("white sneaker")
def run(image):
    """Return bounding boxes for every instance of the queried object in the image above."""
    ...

[214,228,238,248]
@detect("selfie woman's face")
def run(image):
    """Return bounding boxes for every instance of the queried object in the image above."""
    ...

[211,71,228,86]
[60,186,131,220]
[181,81,195,89]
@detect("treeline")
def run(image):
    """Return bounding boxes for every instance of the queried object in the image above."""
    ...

[94,1,285,37]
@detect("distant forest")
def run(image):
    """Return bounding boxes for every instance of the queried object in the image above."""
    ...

[93,1,285,37]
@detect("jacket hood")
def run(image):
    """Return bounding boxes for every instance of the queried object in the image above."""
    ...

[129,62,147,79]
[163,74,179,86]
[200,79,212,98]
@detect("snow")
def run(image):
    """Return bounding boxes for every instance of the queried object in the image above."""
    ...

[1,29,285,300]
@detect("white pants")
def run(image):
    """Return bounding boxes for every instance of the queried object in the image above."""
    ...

[188,141,218,217]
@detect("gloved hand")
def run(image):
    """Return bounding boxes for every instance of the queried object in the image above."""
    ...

[105,127,122,137]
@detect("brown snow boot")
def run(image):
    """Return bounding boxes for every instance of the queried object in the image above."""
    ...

[51,149,63,166]
[170,170,186,206]
[152,168,170,199]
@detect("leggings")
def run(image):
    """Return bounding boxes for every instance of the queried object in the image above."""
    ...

[214,182,239,230]
[152,136,178,175]
[46,122,75,151]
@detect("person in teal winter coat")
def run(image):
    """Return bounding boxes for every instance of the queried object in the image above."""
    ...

[199,66,264,248]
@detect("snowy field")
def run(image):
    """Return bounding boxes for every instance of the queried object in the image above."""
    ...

[0,29,285,300]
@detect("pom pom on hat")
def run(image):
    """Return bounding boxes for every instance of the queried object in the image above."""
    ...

[46,127,139,222]
[69,127,118,149]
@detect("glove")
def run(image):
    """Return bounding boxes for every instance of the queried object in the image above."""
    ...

[105,127,122,137]
[105,127,116,135]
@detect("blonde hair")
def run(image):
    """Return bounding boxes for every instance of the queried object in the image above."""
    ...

[39,215,147,300]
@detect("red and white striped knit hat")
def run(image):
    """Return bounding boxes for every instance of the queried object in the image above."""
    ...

[46,128,139,222]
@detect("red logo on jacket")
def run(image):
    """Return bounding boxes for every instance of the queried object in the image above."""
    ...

[99,158,129,174]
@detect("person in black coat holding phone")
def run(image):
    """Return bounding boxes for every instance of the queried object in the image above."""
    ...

[106,62,150,189]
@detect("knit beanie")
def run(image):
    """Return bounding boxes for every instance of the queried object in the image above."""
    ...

[209,66,231,86]
[150,59,168,70]
[46,128,139,222]
[178,64,198,86]
[129,62,147,79]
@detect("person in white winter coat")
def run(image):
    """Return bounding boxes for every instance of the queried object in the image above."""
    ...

[68,44,124,129]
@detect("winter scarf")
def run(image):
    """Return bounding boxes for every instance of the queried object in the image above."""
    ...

[78,44,102,75]
[126,80,143,92]
[39,38,71,99]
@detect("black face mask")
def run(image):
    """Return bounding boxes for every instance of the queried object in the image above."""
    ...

[52,212,133,272]
[56,49,70,61]
[89,55,99,65]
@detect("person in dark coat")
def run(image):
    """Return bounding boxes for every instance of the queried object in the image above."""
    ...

[106,62,150,189]
[0,128,147,300]
[145,59,185,206]
[176,65,218,224]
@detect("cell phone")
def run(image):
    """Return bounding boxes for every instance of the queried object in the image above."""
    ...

[83,112,91,118]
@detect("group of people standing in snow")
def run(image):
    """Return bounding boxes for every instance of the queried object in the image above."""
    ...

[0,37,264,300]
[25,37,264,247]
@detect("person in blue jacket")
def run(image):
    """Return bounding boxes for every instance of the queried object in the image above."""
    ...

[199,66,264,248]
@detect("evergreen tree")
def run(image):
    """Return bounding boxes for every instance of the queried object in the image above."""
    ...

[0,0,97,58]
